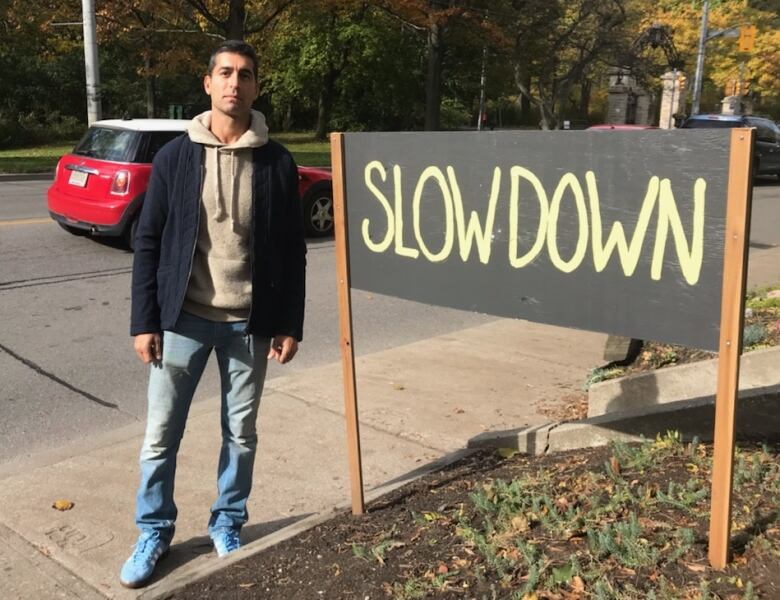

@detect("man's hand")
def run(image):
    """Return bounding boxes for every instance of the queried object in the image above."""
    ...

[134,333,162,365]
[267,335,298,364]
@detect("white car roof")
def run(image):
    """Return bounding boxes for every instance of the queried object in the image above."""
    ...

[92,119,190,132]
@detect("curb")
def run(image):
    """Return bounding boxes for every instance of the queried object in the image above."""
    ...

[138,448,477,599]
[0,172,54,182]
[468,391,780,455]
[588,345,780,418]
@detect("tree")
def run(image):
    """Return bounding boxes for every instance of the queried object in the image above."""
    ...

[497,0,628,129]
[172,0,296,39]
[635,0,780,117]
[266,1,425,133]
[374,0,484,130]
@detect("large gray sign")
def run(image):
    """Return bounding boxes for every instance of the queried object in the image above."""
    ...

[342,130,734,351]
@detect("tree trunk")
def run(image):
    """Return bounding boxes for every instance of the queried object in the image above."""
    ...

[227,0,246,39]
[512,65,533,125]
[579,78,591,121]
[315,70,337,140]
[424,20,444,131]
[144,54,155,118]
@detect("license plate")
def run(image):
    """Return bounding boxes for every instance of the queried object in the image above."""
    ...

[68,170,88,187]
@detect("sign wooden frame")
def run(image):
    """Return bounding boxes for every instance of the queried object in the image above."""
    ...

[708,128,753,569]
[330,129,754,565]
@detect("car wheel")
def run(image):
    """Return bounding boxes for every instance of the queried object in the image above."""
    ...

[124,216,139,251]
[57,222,89,237]
[303,184,334,237]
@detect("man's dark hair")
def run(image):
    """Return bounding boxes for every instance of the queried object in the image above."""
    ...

[208,40,258,79]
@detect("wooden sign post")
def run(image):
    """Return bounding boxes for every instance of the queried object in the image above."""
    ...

[331,132,365,515]
[708,129,754,569]
[330,129,755,561]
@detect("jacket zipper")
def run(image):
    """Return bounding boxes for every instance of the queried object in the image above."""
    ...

[183,163,203,304]
[244,154,258,351]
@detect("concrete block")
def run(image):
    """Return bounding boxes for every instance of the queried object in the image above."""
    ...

[468,423,556,456]
[588,346,780,418]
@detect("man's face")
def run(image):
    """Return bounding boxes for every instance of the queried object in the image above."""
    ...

[204,52,258,119]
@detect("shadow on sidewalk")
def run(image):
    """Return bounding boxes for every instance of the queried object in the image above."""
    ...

[141,513,312,586]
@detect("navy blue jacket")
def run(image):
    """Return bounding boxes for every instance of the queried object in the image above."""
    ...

[130,134,306,340]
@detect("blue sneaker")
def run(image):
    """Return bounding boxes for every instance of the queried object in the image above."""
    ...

[211,528,241,557]
[119,530,170,588]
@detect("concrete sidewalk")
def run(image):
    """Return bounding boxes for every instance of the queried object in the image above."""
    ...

[2,243,779,599]
[0,319,605,599]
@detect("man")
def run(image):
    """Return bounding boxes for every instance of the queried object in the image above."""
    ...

[120,40,306,589]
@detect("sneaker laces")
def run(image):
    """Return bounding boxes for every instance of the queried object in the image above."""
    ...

[213,528,241,555]
[221,530,241,552]
[131,531,163,563]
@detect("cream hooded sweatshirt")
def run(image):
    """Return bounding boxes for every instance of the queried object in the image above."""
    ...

[182,110,269,322]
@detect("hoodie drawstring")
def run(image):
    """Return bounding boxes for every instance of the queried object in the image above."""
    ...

[213,148,224,220]
[212,148,240,231]
[231,152,238,232]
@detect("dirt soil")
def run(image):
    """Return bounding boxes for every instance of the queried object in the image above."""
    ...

[174,434,780,600]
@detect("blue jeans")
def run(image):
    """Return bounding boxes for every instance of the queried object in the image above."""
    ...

[134,311,269,540]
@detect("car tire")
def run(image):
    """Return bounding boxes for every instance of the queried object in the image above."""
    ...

[57,222,89,237]
[302,183,334,237]
[124,216,139,251]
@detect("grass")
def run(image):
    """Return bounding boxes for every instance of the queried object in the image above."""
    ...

[0,132,331,174]
[0,142,77,173]
[273,132,331,167]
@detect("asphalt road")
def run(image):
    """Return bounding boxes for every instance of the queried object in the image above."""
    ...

[0,179,495,467]
[1,177,779,468]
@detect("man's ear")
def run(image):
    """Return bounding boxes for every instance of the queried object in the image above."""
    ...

[203,74,212,95]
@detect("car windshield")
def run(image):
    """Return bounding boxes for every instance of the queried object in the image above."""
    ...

[684,119,741,129]
[73,127,140,162]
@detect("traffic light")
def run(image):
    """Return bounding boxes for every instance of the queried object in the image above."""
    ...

[739,25,757,52]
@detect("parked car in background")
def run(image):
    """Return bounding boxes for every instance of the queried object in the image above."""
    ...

[48,119,334,249]
[586,124,659,130]
[680,114,780,179]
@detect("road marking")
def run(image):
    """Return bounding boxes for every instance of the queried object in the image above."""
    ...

[0,217,52,227]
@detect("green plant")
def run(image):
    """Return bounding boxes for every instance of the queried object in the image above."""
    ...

[742,323,767,348]
[392,576,427,600]
[587,513,660,569]
[351,530,404,565]
[584,366,626,390]
[657,479,709,514]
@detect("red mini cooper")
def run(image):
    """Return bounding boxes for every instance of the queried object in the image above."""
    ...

[47,119,334,248]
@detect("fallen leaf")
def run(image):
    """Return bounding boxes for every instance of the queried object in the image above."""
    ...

[238,582,256,589]
[571,575,585,592]
[609,456,621,475]
[437,563,449,574]
[510,516,529,532]
[52,499,74,511]
[392,383,405,391]
[452,557,471,568]
[684,562,707,573]
[497,448,518,459]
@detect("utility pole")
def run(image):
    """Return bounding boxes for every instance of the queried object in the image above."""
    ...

[691,0,709,116]
[476,45,487,131]
[82,0,102,124]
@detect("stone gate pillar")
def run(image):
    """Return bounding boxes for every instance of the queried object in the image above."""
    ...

[659,70,686,129]
[606,70,654,126]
